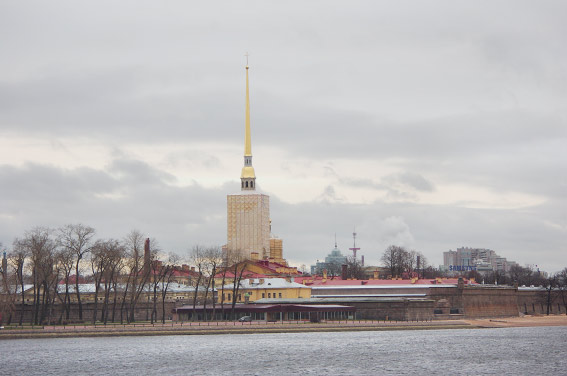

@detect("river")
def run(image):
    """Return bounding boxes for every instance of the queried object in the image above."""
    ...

[1,326,565,375]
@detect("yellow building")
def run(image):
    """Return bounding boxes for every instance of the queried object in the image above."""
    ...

[226,64,287,263]
[220,278,311,303]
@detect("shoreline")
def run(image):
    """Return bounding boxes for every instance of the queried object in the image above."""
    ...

[1,315,566,340]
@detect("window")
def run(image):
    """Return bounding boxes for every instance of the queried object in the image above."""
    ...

[228,294,231,301]
[268,293,271,298]
[279,293,282,298]
[245,181,249,188]
[262,293,265,299]
[238,294,242,301]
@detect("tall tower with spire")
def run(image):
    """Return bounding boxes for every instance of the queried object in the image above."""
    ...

[226,62,273,260]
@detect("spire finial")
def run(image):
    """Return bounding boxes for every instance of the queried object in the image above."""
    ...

[245,52,250,68]
[334,232,337,248]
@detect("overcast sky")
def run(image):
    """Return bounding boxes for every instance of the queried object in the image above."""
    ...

[1,1,565,272]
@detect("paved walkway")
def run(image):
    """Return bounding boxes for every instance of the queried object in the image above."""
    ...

[0,319,472,339]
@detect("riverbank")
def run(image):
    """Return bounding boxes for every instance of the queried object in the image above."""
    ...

[465,314,567,328]
[1,315,566,340]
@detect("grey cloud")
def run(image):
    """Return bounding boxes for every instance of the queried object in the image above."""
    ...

[0,160,227,254]
[0,1,565,272]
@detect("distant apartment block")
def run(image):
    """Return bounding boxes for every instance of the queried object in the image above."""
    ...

[442,247,518,274]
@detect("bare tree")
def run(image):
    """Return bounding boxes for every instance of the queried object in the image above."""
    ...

[55,247,75,322]
[90,240,108,324]
[101,241,124,325]
[89,238,124,324]
[543,274,558,316]
[122,230,153,323]
[202,246,222,321]
[557,268,567,316]
[227,251,247,321]
[19,227,58,325]
[189,245,207,321]
[8,241,28,325]
[326,261,343,279]
[344,256,365,280]
[217,259,231,320]
[159,253,179,323]
[381,245,409,279]
[58,224,95,321]
[1,242,17,325]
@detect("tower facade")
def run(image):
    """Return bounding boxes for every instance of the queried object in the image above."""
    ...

[227,64,272,260]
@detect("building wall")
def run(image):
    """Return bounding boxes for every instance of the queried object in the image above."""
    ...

[227,193,270,259]
[221,286,310,303]
[269,238,284,264]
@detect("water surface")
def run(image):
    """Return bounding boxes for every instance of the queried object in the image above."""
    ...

[1,326,565,375]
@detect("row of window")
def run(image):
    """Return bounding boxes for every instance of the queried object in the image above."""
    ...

[221,292,284,301]
[262,292,282,299]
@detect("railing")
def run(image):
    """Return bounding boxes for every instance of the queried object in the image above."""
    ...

[1,317,440,331]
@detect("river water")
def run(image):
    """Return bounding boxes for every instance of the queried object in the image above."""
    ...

[1,326,566,375]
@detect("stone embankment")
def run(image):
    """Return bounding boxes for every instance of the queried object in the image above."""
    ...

[1,315,565,340]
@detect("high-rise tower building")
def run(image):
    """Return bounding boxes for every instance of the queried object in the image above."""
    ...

[226,64,273,261]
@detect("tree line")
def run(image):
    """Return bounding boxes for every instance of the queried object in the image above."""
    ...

[0,224,249,326]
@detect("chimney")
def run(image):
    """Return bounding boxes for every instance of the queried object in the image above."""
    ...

[322,268,328,280]
[249,278,255,285]
[182,264,190,272]
[1,252,7,278]
[144,238,151,269]
[191,266,195,272]
[341,264,348,280]
[251,252,259,261]
[373,270,379,279]
[259,278,265,285]
[361,255,364,266]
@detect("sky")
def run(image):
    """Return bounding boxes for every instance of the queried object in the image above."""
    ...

[1,1,565,272]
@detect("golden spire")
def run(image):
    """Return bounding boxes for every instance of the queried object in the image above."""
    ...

[244,61,252,157]
[241,54,256,190]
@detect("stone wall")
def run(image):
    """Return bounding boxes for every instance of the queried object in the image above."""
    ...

[460,286,519,318]
[517,288,567,315]
[313,298,435,321]
[2,301,178,325]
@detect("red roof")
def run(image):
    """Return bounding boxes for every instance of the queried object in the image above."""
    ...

[292,277,476,286]
[58,275,88,284]
[214,271,272,279]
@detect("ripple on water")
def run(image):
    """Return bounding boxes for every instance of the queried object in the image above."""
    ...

[1,326,566,375]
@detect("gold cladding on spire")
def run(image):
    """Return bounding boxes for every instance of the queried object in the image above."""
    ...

[241,63,256,184]
[244,65,252,157]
